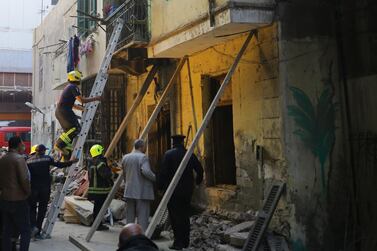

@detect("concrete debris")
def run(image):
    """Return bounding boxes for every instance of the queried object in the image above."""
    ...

[180,210,254,251]
[64,196,94,226]
[209,208,255,223]
[109,199,127,220]
[63,208,81,224]
[224,221,254,243]
[229,232,249,248]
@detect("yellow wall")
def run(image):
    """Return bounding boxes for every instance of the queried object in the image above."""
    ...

[150,0,209,43]
[125,23,281,211]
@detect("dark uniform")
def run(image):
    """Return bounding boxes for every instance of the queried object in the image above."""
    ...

[87,155,113,229]
[117,235,159,251]
[55,83,81,157]
[158,135,203,249]
[26,153,74,234]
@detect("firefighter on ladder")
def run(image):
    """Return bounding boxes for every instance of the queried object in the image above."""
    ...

[88,144,113,231]
[54,70,102,161]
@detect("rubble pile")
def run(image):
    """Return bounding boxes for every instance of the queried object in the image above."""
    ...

[185,210,255,251]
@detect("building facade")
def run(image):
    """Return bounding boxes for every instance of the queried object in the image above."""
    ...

[32,0,377,250]
[0,49,32,127]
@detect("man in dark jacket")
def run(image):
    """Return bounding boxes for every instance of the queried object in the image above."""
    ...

[87,144,113,231]
[0,136,31,251]
[117,223,158,251]
[26,144,77,238]
[158,135,204,250]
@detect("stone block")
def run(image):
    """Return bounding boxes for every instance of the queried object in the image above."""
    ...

[230,232,249,248]
[64,196,94,226]
[224,221,254,243]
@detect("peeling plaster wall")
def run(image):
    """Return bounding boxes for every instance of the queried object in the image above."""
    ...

[125,24,282,213]
[178,25,282,212]
[278,0,349,249]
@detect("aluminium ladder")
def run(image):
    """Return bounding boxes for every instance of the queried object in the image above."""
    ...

[242,182,286,251]
[41,18,125,238]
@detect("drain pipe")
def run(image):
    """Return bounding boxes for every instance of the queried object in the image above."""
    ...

[334,3,360,250]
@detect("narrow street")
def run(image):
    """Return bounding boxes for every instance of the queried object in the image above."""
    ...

[0,0,376,250]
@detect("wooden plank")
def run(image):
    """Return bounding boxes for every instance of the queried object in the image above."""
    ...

[69,235,94,251]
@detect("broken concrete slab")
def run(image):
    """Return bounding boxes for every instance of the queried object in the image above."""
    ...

[63,209,81,224]
[64,196,94,226]
[223,221,254,242]
[230,232,249,248]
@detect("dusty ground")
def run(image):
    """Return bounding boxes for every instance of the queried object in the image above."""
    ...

[29,220,173,251]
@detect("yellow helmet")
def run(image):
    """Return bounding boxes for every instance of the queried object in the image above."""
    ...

[67,70,83,82]
[90,144,104,158]
[30,144,38,155]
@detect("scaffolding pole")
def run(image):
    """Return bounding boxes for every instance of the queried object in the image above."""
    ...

[86,56,188,242]
[145,31,255,238]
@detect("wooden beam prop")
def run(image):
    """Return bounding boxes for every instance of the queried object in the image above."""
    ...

[145,31,255,238]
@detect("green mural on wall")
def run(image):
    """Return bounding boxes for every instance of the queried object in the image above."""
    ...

[287,79,336,190]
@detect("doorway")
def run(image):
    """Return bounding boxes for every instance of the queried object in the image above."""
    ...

[202,75,236,186]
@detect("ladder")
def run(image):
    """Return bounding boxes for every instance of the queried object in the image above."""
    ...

[41,18,125,238]
[242,182,286,251]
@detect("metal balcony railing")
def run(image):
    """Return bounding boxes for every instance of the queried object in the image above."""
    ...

[105,0,149,50]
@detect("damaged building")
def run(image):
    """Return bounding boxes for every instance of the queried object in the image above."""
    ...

[31,0,377,250]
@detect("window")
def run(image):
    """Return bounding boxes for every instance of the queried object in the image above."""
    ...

[20,132,31,142]
[77,0,97,37]
[5,132,16,141]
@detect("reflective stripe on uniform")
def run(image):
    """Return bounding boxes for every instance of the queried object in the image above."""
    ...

[88,187,111,194]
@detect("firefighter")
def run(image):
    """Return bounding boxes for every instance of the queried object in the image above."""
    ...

[27,144,78,238]
[87,144,113,231]
[54,70,102,161]
[29,145,38,156]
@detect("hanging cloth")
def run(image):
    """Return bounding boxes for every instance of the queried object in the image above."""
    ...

[73,35,81,68]
[67,37,74,73]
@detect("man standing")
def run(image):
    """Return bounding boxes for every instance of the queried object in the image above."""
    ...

[122,139,156,231]
[26,144,78,238]
[0,136,31,251]
[87,144,113,231]
[158,135,204,250]
[54,70,102,161]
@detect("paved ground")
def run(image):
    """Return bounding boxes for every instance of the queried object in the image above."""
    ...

[29,220,173,251]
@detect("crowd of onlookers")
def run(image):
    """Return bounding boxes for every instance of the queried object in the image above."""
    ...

[0,133,203,251]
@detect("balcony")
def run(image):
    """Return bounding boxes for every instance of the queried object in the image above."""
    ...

[105,0,149,51]
[149,0,276,58]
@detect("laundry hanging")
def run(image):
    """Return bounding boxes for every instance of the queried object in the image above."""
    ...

[67,35,81,73]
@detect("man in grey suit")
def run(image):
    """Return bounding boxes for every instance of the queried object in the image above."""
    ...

[122,139,156,231]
